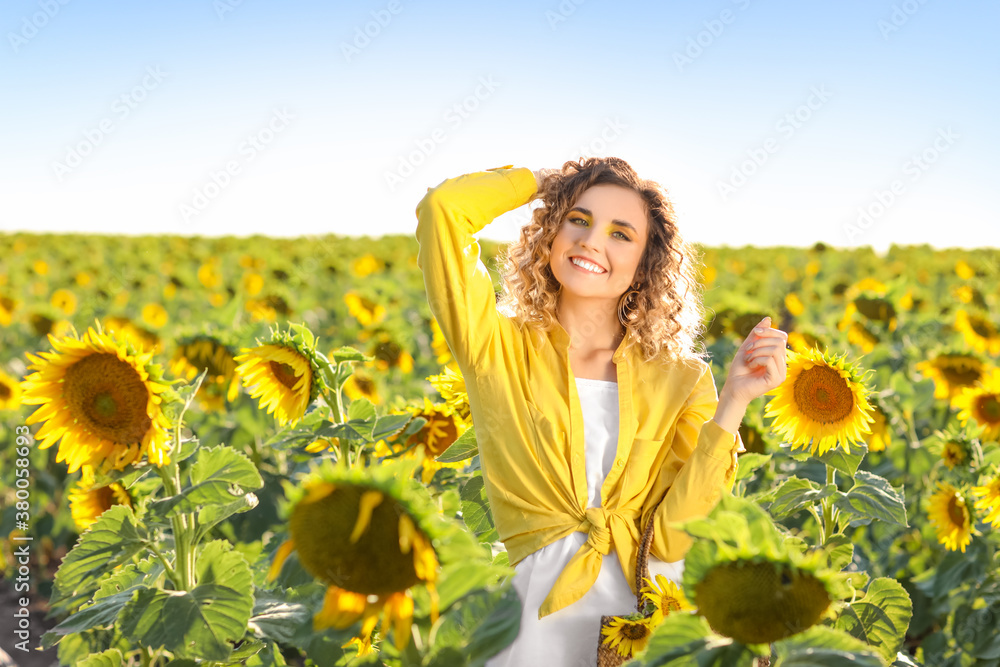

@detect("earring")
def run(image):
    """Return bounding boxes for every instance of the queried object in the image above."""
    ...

[618,282,640,327]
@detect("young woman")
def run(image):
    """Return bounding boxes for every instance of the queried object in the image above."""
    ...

[414,157,788,665]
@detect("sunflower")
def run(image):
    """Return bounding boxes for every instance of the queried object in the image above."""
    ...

[640,574,692,625]
[267,461,442,651]
[0,368,23,410]
[0,295,17,326]
[426,365,472,427]
[955,259,976,280]
[19,324,175,474]
[955,309,1000,356]
[375,398,469,484]
[954,368,1000,442]
[600,614,653,658]
[915,353,986,404]
[103,316,163,355]
[939,441,966,470]
[234,324,325,428]
[764,347,875,457]
[429,318,454,367]
[343,371,381,405]
[350,254,382,278]
[68,465,133,531]
[927,482,973,553]
[369,332,414,374]
[198,259,223,289]
[972,475,1000,528]
[141,303,169,329]
[864,403,891,453]
[50,289,77,316]
[242,272,265,297]
[784,293,804,317]
[845,321,879,354]
[344,292,386,328]
[787,330,823,354]
[169,334,242,408]
[679,495,850,645]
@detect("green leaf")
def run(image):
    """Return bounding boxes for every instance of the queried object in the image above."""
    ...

[735,453,772,481]
[816,443,868,477]
[834,471,907,527]
[435,560,512,612]
[464,586,522,667]
[638,612,732,665]
[769,477,837,518]
[149,445,263,517]
[42,558,165,647]
[774,625,886,666]
[328,346,370,364]
[438,428,479,462]
[287,322,315,348]
[460,474,498,542]
[372,413,414,441]
[51,505,148,607]
[824,534,854,572]
[835,577,912,663]
[77,649,124,667]
[119,540,254,661]
[195,493,259,543]
[347,397,376,421]
[247,591,314,645]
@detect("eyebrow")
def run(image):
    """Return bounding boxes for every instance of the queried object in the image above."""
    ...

[568,207,639,234]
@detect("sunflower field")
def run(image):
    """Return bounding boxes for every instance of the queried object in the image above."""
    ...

[1,231,999,667]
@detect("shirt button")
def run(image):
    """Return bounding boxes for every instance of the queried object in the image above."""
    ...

[614,459,624,468]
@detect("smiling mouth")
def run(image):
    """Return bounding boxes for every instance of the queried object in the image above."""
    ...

[569,256,607,274]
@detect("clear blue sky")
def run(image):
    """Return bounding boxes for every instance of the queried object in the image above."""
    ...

[1,0,996,251]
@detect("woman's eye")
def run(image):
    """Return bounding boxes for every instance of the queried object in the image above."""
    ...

[570,217,587,226]
[614,231,630,241]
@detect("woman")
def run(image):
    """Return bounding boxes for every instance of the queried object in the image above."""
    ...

[414,157,787,665]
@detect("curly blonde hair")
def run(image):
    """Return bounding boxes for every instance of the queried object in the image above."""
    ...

[495,156,708,366]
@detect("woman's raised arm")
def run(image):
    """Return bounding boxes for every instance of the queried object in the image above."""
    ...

[414,166,537,370]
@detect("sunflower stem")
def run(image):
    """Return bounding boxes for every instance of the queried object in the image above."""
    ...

[822,465,837,541]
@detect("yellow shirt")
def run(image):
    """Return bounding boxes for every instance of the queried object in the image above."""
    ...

[414,166,743,618]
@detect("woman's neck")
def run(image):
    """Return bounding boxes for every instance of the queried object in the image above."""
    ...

[555,297,625,354]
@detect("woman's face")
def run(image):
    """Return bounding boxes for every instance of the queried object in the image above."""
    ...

[549,183,649,301]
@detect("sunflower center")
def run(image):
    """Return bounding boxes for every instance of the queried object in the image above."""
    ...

[694,560,831,644]
[622,623,649,640]
[947,495,967,527]
[939,359,983,386]
[793,365,854,424]
[976,395,1000,424]
[94,485,117,512]
[64,353,152,445]
[0,383,10,400]
[663,598,683,613]
[269,361,301,390]
[969,316,995,338]
[290,484,427,596]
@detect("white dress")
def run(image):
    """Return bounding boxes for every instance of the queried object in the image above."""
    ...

[485,377,685,667]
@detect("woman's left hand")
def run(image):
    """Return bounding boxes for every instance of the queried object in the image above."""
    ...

[721,316,788,407]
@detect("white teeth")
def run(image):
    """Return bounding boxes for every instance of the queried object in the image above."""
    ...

[571,257,605,273]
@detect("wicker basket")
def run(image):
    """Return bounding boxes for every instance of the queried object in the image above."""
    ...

[596,500,661,667]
